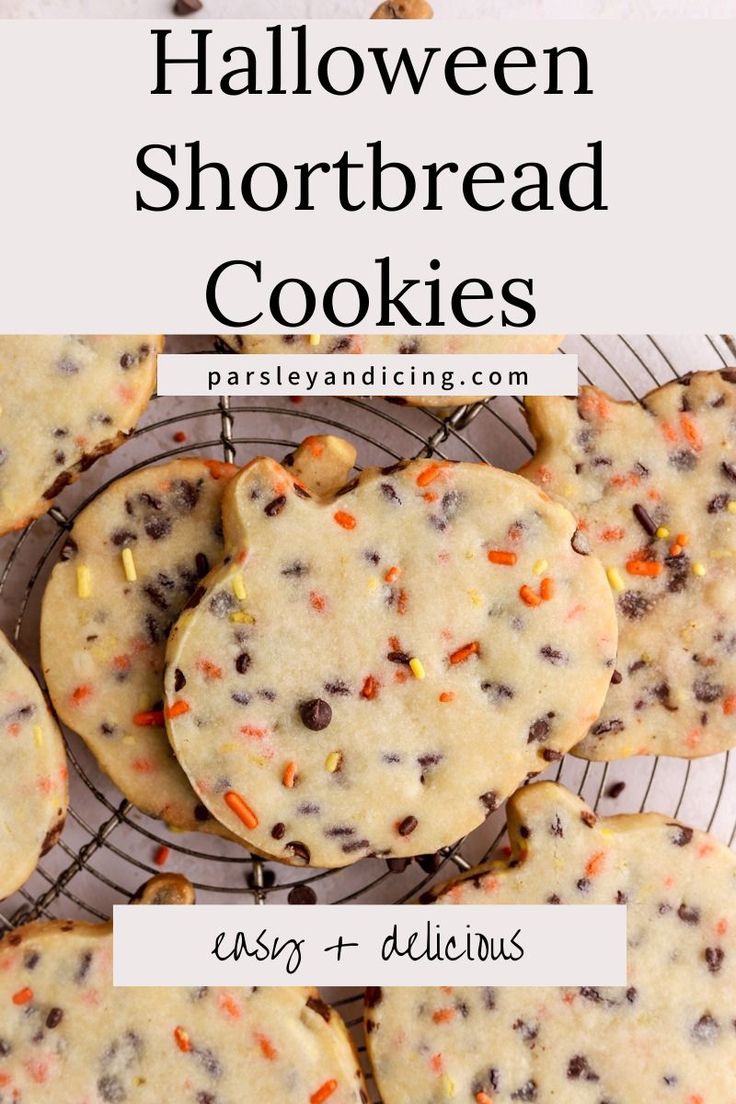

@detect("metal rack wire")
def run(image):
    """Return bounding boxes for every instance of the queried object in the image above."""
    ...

[1,334,735,1101]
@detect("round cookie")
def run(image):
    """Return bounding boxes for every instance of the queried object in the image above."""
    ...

[0,336,161,534]
[0,630,67,900]
[164,456,617,867]
[366,781,736,1104]
[521,370,736,759]
[40,440,356,836]
[372,0,434,17]
[218,334,564,409]
[0,923,367,1104]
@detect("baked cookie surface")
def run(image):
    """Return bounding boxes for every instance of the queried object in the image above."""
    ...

[164,456,616,867]
[218,334,563,409]
[0,631,67,900]
[521,370,736,759]
[366,781,736,1104]
[0,920,366,1104]
[40,440,355,836]
[0,336,160,534]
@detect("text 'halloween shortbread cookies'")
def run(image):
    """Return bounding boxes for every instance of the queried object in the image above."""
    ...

[366,782,736,1104]
[0,336,160,534]
[521,370,736,759]
[0,631,67,900]
[0,917,367,1104]
[164,457,617,867]
[40,439,357,837]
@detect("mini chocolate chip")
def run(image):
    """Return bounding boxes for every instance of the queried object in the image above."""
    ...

[528,717,550,743]
[235,652,251,675]
[193,803,211,822]
[265,495,287,517]
[271,822,286,840]
[606,781,626,799]
[288,885,317,905]
[669,824,694,847]
[678,903,701,925]
[721,460,736,482]
[299,698,332,730]
[416,852,443,874]
[174,669,186,692]
[285,841,311,865]
[398,816,418,836]
[46,1007,63,1029]
[380,483,402,504]
[387,651,410,665]
[705,947,725,973]
[611,669,623,684]
[480,791,499,814]
[692,1013,720,1043]
[571,529,590,555]
[633,503,657,535]
[567,1056,599,1081]
[174,0,203,13]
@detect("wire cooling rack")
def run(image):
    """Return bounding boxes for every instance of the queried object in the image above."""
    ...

[1,334,735,1100]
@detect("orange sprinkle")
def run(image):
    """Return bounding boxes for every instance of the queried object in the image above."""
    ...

[71,684,93,705]
[197,658,223,680]
[309,591,327,612]
[310,1081,338,1104]
[449,641,480,665]
[423,491,438,504]
[439,691,455,703]
[307,437,325,459]
[680,414,703,451]
[165,700,190,719]
[133,709,165,727]
[397,588,408,616]
[539,577,555,601]
[578,390,610,421]
[687,1096,704,1104]
[112,654,130,672]
[585,850,606,877]
[600,527,625,542]
[686,728,703,749]
[432,1007,455,1024]
[132,758,155,774]
[218,993,242,1020]
[224,790,259,830]
[487,550,517,566]
[626,559,662,577]
[475,1094,494,1104]
[255,1033,277,1060]
[660,420,678,444]
[154,845,170,867]
[669,543,683,557]
[361,675,379,700]
[519,584,542,608]
[204,459,238,480]
[610,473,641,489]
[416,464,444,488]
[173,1026,192,1053]
[429,1054,444,1074]
[12,988,33,1006]
[334,510,357,530]
[716,918,729,936]
[282,761,298,789]
[722,695,736,716]
[676,532,689,547]
[385,566,401,583]
[173,430,188,443]
[0,1075,9,1088]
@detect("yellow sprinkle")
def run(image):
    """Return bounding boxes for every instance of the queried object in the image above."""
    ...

[441,1074,456,1098]
[325,751,342,773]
[409,657,426,680]
[123,735,136,747]
[219,742,238,754]
[533,558,548,576]
[464,548,476,561]
[367,576,380,591]
[692,562,707,577]
[32,725,44,748]
[308,334,321,347]
[232,573,247,601]
[606,566,625,592]
[121,547,137,582]
[76,565,92,599]
[467,589,483,608]
[600,828,614,839]
[230,611,255,624]
[655,526,670,539]
[728,501,736,514]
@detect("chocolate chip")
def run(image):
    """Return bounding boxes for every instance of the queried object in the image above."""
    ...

[193,803,211,822]
[591,718,625,736]
[611,669,623,684]
[306,995,331,1021]
[282,560,309,577]
[299,698,332,731]
[669,824,693,847]
[511,1081,537,1102]
[479,791,499,814]
[386,857,410,873]
[97,1076,126,1103]
[144,516,171,541]
[195,552,210,579]
[380,483,402,504]
[387,651,410,665]
[398,816,418,836]
[527,717,550,743]
[288,885,317,905]
[567,1056,599,1081]
[265,495,287,517]
[46,1007,63,1029]
[416,851,443,874]
[691,1013,720,1043]
[539,645,567,665]
[174,0,203,13]
[285,841,311,865]
[571,529,590,555]
[677,903,701,925]
[235,652,251,675]
[271,822,286,840]
[693,679,723,703]
[669,449,697,471]
[705,947,725,974]
[619,591,653,620]
[365,986,383,1008]
[606,781,626,799]
[0,1040,10,1057]
[721,460,736,482]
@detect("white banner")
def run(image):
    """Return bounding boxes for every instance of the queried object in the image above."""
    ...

[0,20,734,333]
[157,352,578,396]
[113,904,627,987]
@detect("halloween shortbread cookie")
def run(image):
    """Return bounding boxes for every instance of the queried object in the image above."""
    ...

[0,336,161,535]
[164,456,617,867]
[521,370,736,760]
[0,631,67,900]
[371,0,434,17]
[218,334,563,409]
[40,440,356,836]
[0,922,367,1104]
[366,781,736,1104]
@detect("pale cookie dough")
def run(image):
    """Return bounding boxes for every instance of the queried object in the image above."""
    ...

[366,781,736,1104]
[40,440,355,836]
[217,334,564,409]
[521,370,736,759]
[164,456,617,868]
[0,923,367,1104]
[283,436,357,497]
[0,631,67,900]
[0,336,161,535]
[371,0,434,17]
